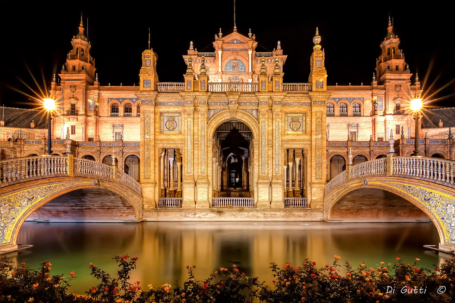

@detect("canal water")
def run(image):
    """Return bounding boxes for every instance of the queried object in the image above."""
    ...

[12,221,446,294]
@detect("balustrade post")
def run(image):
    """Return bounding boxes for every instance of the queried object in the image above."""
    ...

[386,154,395,177]
[67,155,74,177]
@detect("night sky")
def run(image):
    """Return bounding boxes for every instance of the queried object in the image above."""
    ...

[0,0,454,108]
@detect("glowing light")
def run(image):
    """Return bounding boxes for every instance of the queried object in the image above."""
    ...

[410,99,423,112]
[43,98,55,111]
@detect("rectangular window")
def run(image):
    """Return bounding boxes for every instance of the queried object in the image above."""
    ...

[377,137,383,142]
[88,138,94,142]
[316,81,323,89]
[115,132,122,141]
[349,132,357,142]
[396,125,401,135]
[71,104,76,111]
[89,99,94,111]
[143,80,151,88]
[201,80,205,90]
[71,125,76,135]
[186,80,191,90]
[275,81,280,90]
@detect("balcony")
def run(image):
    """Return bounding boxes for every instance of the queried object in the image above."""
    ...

[212,198,254,208]
[282,83,311,92]
[158,198,182,208]
[340,112,348,116]
[353,112,361,116]
[326,112,334,116]
[208,82,258,92]
[156,82,185,92]
[197,52,215,57]
[284,198,308,208]
[110,113,119,117]
[66,110,78,116]
[124,113,132,117]
[255,52,273,57]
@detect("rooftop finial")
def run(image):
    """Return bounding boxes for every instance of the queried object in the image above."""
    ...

[233,0,237,32]
[277,40,281,50]
[148,28,151,49]
[53,74,56,83]
[200,56,207,75]
[189,41,194,50]
[416,72,419,82]
[273,56,280,75]
[313,27,321,49]
[219,28,223,38]
[186,57,194,75]
[373,72,376,81]
[260,56,267,75]
[388,15,392,27]
[248,28,252,38]
[80,13,83,27]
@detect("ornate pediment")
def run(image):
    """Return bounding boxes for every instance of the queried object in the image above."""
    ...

[226,38,244,44]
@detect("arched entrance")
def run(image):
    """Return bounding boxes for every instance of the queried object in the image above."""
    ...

[102,155,118,167]
[125,155,140,181]
[353,155,367,165]
[329,155,346,180]
[206,110,260,204]
[431,153,445,159]
[214,121,252,197]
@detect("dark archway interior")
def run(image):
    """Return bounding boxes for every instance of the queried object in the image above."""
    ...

[376,155,387,159]
[329,155,346,180]
[82,155,96,161]
[26,188,136,222]
[431,153,444,159]
[330,188,430,222]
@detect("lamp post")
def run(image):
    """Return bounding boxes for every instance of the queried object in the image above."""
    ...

[43,98,55,155]
[410,98,423,157]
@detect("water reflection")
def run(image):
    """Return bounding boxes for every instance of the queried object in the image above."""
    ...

[13,222,445,294]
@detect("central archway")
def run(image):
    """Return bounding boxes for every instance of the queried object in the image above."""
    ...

[207,110,260,204]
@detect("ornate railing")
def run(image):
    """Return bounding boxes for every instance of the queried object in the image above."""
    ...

[156,82,185,92]
[158,198,182,208]
[124,113,133,117]
[212,198,254,208]
[325,157,455,198]
[66,110,78,116]
[255,52,273,57]
[197,52,215,57]
[284,198,308,208]
[0,156,68,187]
[393,157,455,187]
[208,82,258,92]
[0,156,142,196]
[282,83,311,92]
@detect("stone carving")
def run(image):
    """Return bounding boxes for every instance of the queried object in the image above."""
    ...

[144,110,151,179]
[282,102,311,106]
[208,102,229,106]
[187,120,191,173]
[239,102,259,106]
[315,111,322,179]
[328,98,364,104]
[142,100,153,105]
[201,122,205,173]
[208,109,226,120]
[286,114,305,134]
[261,121,266,174]
[241,109,258,120]
[156,102,184,106]
[313,101,325,105]
[275,120,280,173]
[108,98,140,104]
[160,113,182,134]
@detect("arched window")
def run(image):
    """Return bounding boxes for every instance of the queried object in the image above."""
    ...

[353,103,361,116]
[124,103,132,117]
[339,103,348,116]
[136,104,141,117]
[326,103,334,116]
[111,104,119,117]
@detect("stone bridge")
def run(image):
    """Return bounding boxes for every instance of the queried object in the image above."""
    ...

[324,155,455,251]
[0,155,143,252]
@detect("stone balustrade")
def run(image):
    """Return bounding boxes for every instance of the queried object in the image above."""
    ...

[282,83,311,92]
[158,198,182,208]
[212,197,254,208]
[208,82,258,92]
[325,156,455,198]
[284,198,308,208]
[0,156,142,196]
[156,82,185,92]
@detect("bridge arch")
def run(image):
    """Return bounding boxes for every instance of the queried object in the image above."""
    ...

[0,177,142,251]
[324,176,455,248]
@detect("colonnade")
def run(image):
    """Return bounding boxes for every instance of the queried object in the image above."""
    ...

[284,149,304,198]
[159,148,182,198]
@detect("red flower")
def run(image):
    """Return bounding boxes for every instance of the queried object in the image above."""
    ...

[312,261,316,265]
[132,257,138,261]
[70,271,75,276]
[45,262,51,266]
[92,287,96,293]
[329,267,335,271]
[234,268,239,272]
[122,255,128,261]
[293,266,298,271]
[113,287,118,295]
[186,266,189,269]
[203,283,209,290]
[325,265,328,268]
[21,262,26,265]
[422,272,426,276]
[396,257,400,260]
[104,287,109,292]
[129,285,137,292]
[241,272,245,276]
[435,267,439,271]
[311,274,317,278]
[304,258,308,261]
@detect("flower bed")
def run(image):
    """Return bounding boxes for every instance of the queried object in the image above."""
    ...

[1,254,454,302]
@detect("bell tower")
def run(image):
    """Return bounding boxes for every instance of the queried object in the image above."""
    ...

[139,29,159,91]
[308,28,327,92]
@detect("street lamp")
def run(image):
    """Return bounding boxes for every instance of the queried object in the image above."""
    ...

[410,98,423,157]
[43,98,55,155]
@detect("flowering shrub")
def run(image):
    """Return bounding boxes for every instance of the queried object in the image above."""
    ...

[1,255,454,302]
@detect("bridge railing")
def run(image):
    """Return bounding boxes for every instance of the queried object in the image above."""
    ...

[0,156,68,187]
[0,156,142,196]
[325,156,455,197]
[393,157,455,187]
[212,197,254,208]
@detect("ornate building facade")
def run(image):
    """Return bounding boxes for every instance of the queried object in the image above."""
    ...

[2,18,454,211]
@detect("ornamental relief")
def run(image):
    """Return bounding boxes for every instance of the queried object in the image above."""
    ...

[160,113,182,134]
[285,113,305,134]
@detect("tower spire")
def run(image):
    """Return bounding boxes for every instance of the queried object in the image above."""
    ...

[233,0,237,32]
[148,28,150,49]
[388,15,391,27]
[80,13,83,27]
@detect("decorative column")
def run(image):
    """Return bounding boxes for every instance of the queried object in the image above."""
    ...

[169,158,175,193]
[160,150,165,197]
[283,165,287,198]
[288,162,293,196]
[177,162,182,193]
[218,165,222,192]
[295,158,300,197]
[242,160,247,190]
[213,157,218,197]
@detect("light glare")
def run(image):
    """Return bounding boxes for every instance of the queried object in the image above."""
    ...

[410,98,423,112]
[43,98,55,110]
